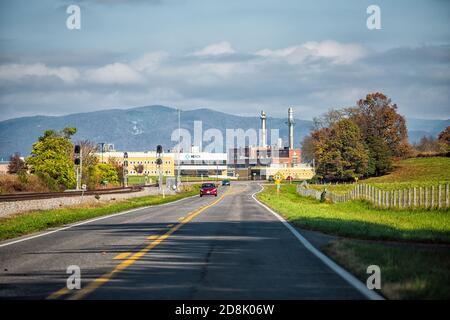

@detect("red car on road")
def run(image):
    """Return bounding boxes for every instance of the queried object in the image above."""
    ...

[200,183,218,197]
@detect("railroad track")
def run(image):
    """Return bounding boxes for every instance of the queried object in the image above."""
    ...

[0,185,148,202]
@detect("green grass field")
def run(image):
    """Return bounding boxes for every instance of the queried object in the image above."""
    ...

[0,185,200,241]
[323,239,450,299]
[257,184,450,243]
[310,157,450,193]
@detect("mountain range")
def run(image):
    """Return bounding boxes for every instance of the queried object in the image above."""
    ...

[0,105,448,159]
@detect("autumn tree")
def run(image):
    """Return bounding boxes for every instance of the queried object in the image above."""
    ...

[300,135,315,163]
[8,153,27,174]
[438,126,450,152]
[76,140,100,188]
[313,119,368,182]
[108,157,124,183]
[312,108,349,130]
[350,92,411,158]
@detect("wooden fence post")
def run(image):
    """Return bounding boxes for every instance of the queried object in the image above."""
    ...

[438,184,442,209]
[446,183,449,208]
[431,186,435,208]
[403,189,406,208]
[413,187,417,208]
[407,188,411,208]
[393,190,397,208]
[419,187,422,207]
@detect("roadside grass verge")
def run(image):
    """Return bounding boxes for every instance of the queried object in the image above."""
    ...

[0,185,199,241]
[257,184,450,243]
[323,239,450,299]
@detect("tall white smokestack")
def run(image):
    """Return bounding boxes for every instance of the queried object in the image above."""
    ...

[288,107,295,149]
[260,110,267,147]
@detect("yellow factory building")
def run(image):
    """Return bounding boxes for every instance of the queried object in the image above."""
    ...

[97,151,175,176]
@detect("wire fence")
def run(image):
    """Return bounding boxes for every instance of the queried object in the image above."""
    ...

[297,183,450,209]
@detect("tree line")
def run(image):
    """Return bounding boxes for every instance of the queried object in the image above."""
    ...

[302,92,450,182]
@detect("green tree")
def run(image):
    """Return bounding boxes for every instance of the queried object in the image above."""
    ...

[365,136,392,177]
[87,163,120,189]
[62,127,77,139]
[314,119,368,182]
[26,128,76,190]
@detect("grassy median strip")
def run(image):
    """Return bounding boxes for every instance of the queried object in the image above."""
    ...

[0,185,199,241]
[323,239,450,299]
[257,184,450,243]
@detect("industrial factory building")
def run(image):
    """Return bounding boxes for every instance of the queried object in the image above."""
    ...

[97,151,175,176]
[175,146,228,178]
[228,108,315,180]
[97,147,228,178]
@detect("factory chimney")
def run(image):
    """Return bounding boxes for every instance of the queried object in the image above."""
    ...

[260,110,267,147]
[288,107,295,149]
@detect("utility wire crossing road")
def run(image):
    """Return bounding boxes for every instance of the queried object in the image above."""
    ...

[0,182,380,300]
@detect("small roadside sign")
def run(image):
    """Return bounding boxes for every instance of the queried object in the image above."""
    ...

[274,172,284,184]
[274,172,283,194]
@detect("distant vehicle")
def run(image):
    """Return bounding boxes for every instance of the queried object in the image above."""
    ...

[200,183,218,197]
[268,176,275,182]
[221,179,231,186]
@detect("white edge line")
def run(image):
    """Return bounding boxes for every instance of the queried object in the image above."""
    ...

[0,194,199,248]
[251,184,384,301]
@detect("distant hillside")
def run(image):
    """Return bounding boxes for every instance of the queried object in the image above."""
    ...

[407,118,450,144]
[0,105,448,159]
[0,105,312,158]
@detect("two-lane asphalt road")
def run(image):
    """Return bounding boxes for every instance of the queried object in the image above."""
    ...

[0,182,369,299]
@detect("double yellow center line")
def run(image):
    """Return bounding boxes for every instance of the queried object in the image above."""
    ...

[48,187,231,300]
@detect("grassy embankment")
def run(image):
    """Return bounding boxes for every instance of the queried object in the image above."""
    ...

[309,157,450,194]
[0,185,200,241]
[256,157,450,299]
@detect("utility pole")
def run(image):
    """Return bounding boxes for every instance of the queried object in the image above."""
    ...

[177,108,182,188]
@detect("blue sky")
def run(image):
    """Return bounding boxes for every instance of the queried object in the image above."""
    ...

[0,0,449,120]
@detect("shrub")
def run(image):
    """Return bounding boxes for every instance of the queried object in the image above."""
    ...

[0,174,50,194]
[35,172,60,192]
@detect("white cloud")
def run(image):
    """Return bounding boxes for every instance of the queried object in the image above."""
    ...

[131,51,168,72]
[193,41,236,56]
[85,62,143,84]
[0,43,449,120]
[0,63,80,83]
[256,40,367,64]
